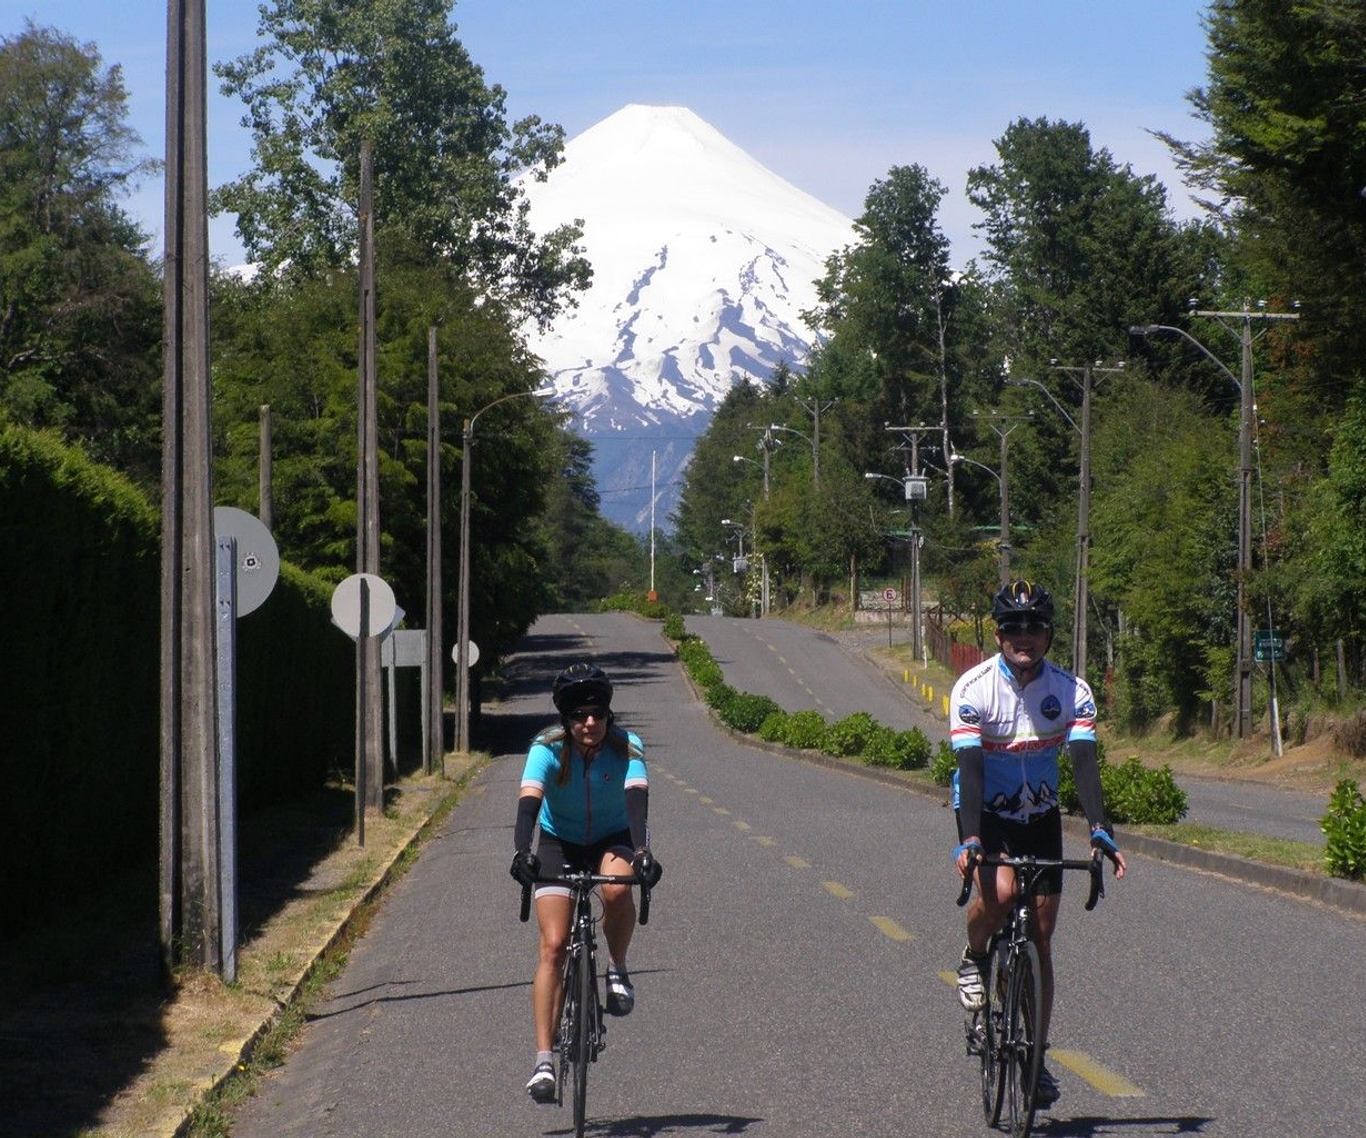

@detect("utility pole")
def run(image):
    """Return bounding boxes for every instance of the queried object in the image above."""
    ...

[795,394,835,487]
[258,404,273,531]
[1192,305,1299,740]
[356,140,383,816]
[424,327,442,775]
[968,411,1030,585]
[161,0,220,977]
[884,424,935,659]
[1044,361,1125,682]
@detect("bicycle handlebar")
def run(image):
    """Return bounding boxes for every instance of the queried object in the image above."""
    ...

[518,867,654,926]
[955,851,1106,912]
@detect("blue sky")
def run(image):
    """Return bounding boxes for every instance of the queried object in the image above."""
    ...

[10,1,1215,267]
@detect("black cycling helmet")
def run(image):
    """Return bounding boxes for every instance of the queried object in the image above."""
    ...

[551,663,613,714]
[991,579,1055,624]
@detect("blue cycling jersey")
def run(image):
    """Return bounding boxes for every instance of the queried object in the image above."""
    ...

[520,731,647,845]
[950,655,1097,822]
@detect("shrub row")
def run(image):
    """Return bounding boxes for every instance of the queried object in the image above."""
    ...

[667,624,931,772]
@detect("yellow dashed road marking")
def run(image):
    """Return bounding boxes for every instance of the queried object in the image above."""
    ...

[785,856,810,869]
[753,836,776,846]
[734,820,751,831]
[713,806,730,815]
[822,881,855,900]
[869,916,914,942]
[699,796,714,804]
[1051,1050,1145,1097]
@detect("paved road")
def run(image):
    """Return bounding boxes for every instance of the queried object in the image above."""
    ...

[702,615,1329,848]
[228,612,1365,1138]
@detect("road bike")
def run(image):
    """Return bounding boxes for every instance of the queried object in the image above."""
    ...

[957,852,1105,1138]
[520,866,652,1138]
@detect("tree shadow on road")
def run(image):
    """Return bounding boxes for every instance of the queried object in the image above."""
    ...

[565,1112,764,1136]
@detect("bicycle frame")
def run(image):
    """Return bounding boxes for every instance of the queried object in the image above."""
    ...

[519,867,651,1138]
[957,851,1104,1138]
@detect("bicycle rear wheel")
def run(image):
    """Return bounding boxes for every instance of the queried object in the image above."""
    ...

[570,948,593,1137]
[1003,940,1043,1138]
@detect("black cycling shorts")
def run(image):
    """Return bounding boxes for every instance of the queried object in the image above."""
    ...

[972,809,1065,896]
[533,829,633,898]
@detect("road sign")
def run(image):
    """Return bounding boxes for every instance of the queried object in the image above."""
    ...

[213,507,279,616]
[331,573,397,640]
[451,640,480,667]
[882,587,899,603]
[1254,630,1285,663]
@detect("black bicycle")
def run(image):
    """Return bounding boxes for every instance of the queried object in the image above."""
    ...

[957,852,1105,1138]
[520,867,651,1138]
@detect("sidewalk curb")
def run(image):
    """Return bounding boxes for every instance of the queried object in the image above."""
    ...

[168,753,487,1138]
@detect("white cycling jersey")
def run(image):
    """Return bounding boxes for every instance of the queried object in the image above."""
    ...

[950,654,1097,822]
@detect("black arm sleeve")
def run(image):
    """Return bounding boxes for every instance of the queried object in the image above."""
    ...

[625,786,649,851]
[514,794,540,853]
[1068,739,1106,828]
[956,745,985,838]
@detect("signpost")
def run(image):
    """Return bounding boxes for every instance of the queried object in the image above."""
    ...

[1254,630,1285,663]
[882,587,899,647]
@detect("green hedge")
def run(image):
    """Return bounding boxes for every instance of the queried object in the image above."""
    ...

[1,423,352,937]
[1323,780,1366,881]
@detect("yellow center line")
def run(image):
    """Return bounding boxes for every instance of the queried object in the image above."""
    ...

[733,820,751,831]
[936,969,958,987]
[785,856,810,869]
[713,806,730,815]
[752,835,776,846]
[699,796,714,804]
[1050,1050,1145,1097]
[822,881,854,899]
[684,787,698,795]
[869,916,914,942]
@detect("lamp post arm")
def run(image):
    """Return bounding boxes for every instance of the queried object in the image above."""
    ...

[1005,377,1079,433]
[1129,324,1240,391]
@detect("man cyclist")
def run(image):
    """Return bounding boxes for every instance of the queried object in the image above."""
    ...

[950,580,1125,1109]
[510,663,662,1104]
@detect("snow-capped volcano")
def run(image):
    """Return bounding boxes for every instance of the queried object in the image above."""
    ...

[521,105,854,531]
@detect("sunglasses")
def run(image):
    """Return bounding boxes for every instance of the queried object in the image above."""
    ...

[998,620,1051,636]
[567,706,608,723]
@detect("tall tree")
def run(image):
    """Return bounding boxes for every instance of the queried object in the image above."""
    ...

[0,21,161,483]
[213,0,589,325]
[809,165,952,423]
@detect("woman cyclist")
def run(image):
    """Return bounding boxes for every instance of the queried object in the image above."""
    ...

[510,663,662,1103]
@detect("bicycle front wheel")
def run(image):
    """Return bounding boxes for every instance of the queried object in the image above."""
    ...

[1003,940,1044,1138]
[557,950,579,1110]
[981,940,1009,1125]
[570,948,593,1137]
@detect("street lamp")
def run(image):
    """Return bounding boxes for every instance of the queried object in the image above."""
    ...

[1007,364,1123,682]
[769,423,819,486]
[1130,307,1297,742]
[864,472,926,657]
[455,386,554,753]
[951,451,1010,585]
[733,456,770,614]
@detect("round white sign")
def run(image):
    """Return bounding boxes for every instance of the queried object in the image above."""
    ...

[331,573,398,640]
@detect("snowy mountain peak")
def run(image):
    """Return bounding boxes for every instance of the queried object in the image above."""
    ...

[522,105,854,530]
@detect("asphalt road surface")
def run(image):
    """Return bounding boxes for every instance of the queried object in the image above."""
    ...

[696,615,1328,849]
[228,612,1363,1138]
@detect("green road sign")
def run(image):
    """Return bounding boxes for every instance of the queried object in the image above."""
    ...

[1254,629,1285,663]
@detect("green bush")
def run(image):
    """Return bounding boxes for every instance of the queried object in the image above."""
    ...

[676,638,724,692]
[705,681,738,709]
[597,590,669,620]
[757,710,790,742]
[780,709,828,750]
[1100,757,1188,824]
[1323,779,1366,881]
[662,612,687,641]
[822,711,881,757]
[716,691,783,733]
[864,727,932,770]
[930,740,957,786]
